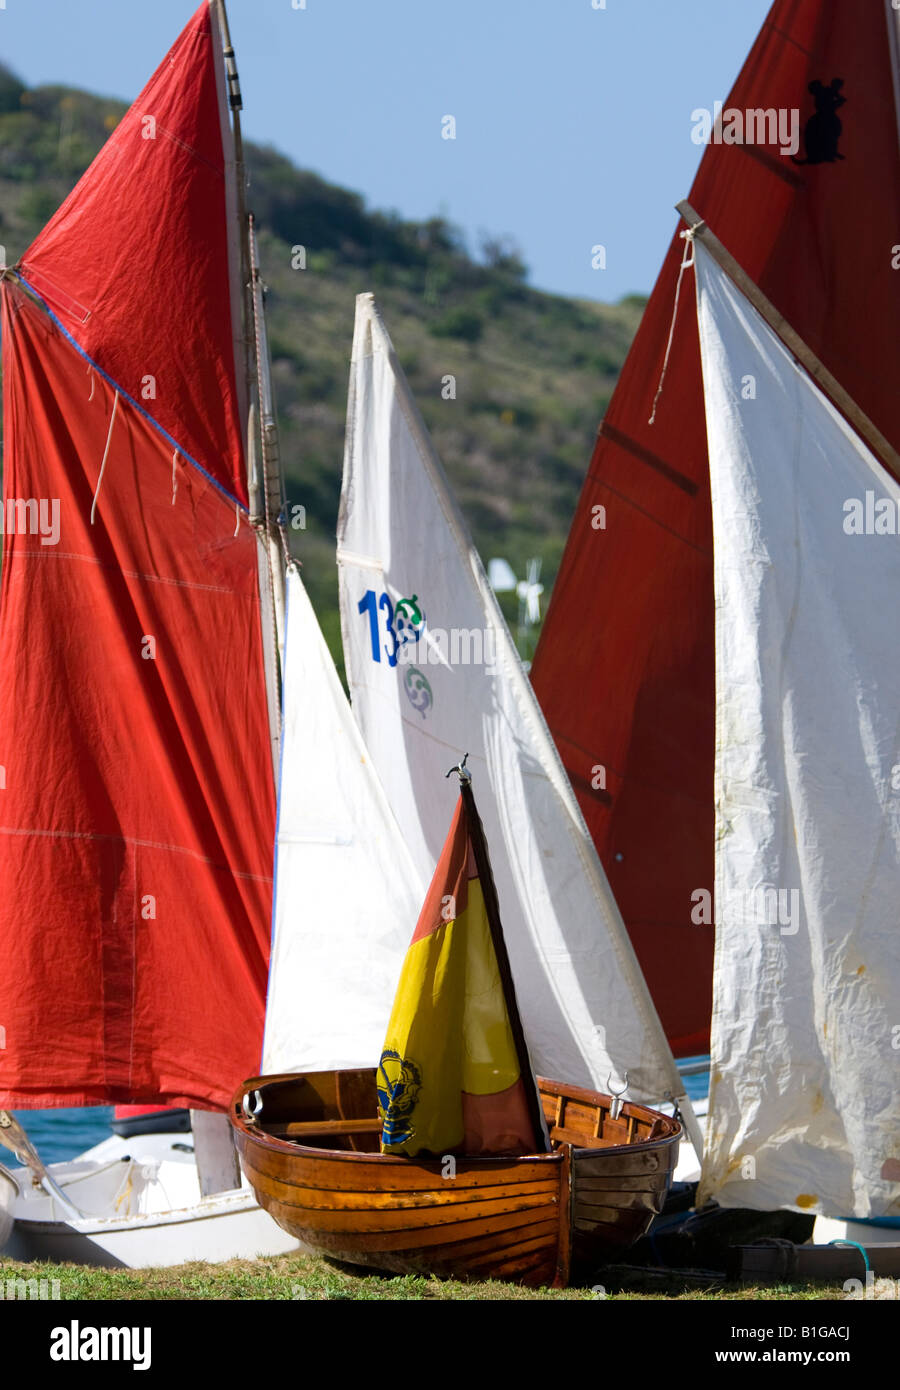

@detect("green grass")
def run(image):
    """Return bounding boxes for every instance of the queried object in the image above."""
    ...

[0,1253,848,1300]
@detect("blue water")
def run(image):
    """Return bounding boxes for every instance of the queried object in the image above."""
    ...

[7,1107,114,1168]
[4,1059,712,1170]
[676,1055,710,1104]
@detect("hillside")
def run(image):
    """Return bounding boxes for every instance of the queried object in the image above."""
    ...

[0,65,645,659]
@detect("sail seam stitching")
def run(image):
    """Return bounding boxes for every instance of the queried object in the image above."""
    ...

[3,551,256,597]
[0,825,273,883]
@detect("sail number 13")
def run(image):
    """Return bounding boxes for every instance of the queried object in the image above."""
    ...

[358,589,399,667]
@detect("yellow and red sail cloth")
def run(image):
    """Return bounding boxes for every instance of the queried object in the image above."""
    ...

[377,792,541,1158]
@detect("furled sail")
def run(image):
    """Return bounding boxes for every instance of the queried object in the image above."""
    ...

[530,0,900,1057]
[693,242,900,1219]
[261,567,424,1074]
[0,3,275,1109]
[336,295,682,1105]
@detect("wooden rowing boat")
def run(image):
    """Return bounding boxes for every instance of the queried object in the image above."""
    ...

[231,1068,681,1287]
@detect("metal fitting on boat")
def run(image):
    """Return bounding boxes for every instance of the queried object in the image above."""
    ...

[608,1072,628,1121]
[242,1090,263,1125]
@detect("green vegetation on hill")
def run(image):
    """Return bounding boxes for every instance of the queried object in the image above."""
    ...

[0,65,646,659]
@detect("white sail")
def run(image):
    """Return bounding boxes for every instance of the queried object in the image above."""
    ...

[336,294,683,1103]
[694,242,900,1219]
[261,566,424,1073]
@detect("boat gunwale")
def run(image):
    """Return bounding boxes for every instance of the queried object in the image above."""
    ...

[231,1071,681,1166]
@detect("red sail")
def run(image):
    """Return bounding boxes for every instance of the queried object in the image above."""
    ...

[0,3,275,1109]
[19,2,246,503]
[531,0,900,1056]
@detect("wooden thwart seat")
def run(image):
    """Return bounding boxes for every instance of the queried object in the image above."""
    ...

[267,1117,383,1139]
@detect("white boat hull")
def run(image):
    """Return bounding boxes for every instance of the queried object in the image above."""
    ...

[3,1131,300,1268]
[0,1165,18,1249]
[812,1215,900,1248]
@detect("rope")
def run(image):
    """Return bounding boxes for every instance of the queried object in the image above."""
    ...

[648,229,696,426]
[9,270,249,519]
[90,389,119,525]
[234,503,240,538]
[248,215,284,722]
[171,449,179,506]
[829,1239,870,1273]
[278,514,293,571]
[88,364,95,402]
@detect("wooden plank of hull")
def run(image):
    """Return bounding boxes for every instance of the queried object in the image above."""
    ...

[576,1191,668,1217]
[572,1147,667,1176]
[248,1166,559,1212]
[239,1135,560,1192]
[261,1200,562,1286]
[378,1216,560,1270]
[256,1187,558,1235]
[575,1173,671,1192]
[575,1202,658,1228]
[307,1242,558,1287]
[295,1218,561,1287]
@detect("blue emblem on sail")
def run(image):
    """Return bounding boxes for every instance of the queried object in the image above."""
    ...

[403,667,433,718]
[377,1049,423,1147]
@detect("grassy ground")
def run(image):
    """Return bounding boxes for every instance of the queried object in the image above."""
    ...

[0,1253,847,1300]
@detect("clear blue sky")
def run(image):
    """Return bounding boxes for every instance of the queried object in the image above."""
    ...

[0,0,771,301]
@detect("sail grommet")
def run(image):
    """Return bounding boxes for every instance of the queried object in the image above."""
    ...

[607,1071,628,1121]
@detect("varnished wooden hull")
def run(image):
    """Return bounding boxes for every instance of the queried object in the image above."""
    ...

[230,1070,680,1287]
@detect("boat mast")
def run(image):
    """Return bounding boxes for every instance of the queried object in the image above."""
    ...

[213,0,287,742]
[187,0,285,1191]
[248,211,288,676]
